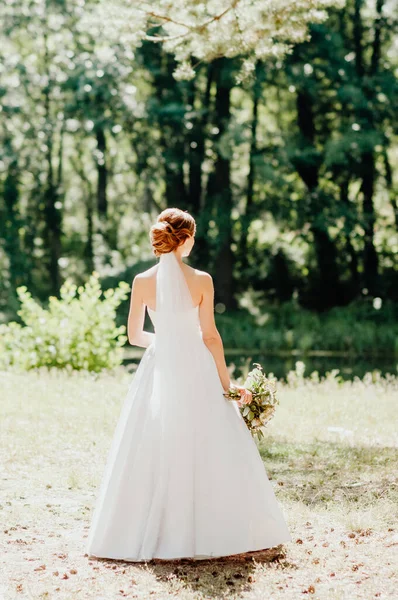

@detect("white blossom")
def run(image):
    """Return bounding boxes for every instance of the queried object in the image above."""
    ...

[87,0,345,79]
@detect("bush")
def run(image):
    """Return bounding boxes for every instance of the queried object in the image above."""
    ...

[0,273,129,372]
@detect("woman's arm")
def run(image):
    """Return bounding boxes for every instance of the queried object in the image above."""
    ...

[198,273,231,392]
[127,276,155,348]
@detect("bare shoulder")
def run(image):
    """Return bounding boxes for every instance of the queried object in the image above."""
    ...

[192,267,213,290]
[132,265,158,292]
[133,264,157,282]
[182,263,211,280]
[194,268,212,280]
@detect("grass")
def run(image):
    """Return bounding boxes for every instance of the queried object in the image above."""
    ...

[0,367,397,599]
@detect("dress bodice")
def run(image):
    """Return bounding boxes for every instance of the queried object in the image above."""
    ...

[147,304,201,331]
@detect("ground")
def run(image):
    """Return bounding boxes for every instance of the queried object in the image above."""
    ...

[1,367,397,599]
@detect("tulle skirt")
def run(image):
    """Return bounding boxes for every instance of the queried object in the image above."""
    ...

[86,336,292,561]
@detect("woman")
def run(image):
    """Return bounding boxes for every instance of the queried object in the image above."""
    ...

[86,207,292,561]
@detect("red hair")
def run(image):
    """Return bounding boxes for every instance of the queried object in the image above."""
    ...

[150,208,196,256]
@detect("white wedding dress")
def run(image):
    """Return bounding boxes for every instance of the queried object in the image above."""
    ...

[86,251,292,561]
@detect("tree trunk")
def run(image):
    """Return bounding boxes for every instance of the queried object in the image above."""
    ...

[239,61,261,274]
[361,151,379,293]
[188,64,213,215]
[3,155,26,290]
[382,148,398,231]
[189,64,214,267]
[151,52,187,209]
[353,0,365,78]
[355,0,382,294]
[95,125,108,216]
[295,89,340,308]
[164,152,187,208]
[85,192,95,274]
[71,142,95,274]
[371,0,384,76]
[43,29,61,295]
[210,58,236,310]
[43,142,62,295]
[339,176,360,294]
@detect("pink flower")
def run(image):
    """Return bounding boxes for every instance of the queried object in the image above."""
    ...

[236,387,252,407]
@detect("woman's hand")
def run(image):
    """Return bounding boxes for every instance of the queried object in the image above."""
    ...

[231,384,253,407]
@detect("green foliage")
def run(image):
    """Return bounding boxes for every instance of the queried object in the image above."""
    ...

[0,0,397,321]
[0,274,129,372]
[216,298,398,356]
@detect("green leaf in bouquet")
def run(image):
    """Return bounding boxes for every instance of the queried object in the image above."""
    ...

[247,410,255,421]
[242,405,251,417]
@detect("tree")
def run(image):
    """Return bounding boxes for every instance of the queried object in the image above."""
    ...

[0,0,397,318]
[90,0,345,79]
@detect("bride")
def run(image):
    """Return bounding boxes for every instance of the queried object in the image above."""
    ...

[86,207,292,561]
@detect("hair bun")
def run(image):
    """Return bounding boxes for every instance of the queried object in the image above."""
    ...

[149,208,196,257]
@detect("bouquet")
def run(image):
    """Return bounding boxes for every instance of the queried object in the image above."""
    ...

[223,363,278,440]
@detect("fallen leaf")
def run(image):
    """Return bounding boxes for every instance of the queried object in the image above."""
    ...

[302,584,316,594]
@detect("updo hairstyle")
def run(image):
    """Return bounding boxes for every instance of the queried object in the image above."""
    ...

[150,208,196,257]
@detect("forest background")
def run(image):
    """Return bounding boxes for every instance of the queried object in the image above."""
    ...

[0,0,397,377]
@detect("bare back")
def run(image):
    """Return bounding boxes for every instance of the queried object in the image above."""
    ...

[135,263,207,312]
[127,253,231,391]
[127,258,217,352]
